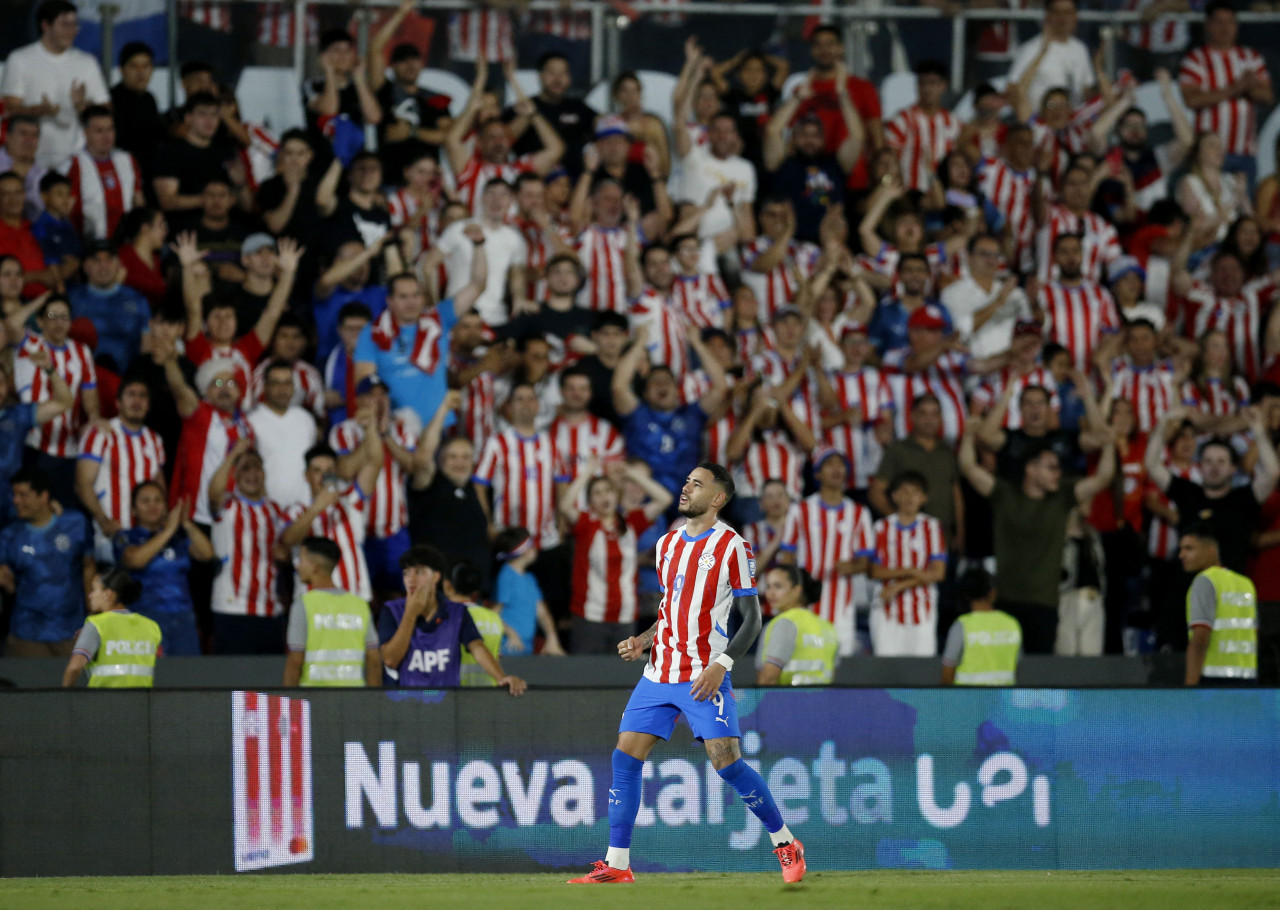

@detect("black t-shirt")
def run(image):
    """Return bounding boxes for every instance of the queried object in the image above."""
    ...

[408,473,493,593]
[723,85,778,169]
[499,305,598,365]
[768,153,846,244]
[1166,476,1261,574]
[153,138,231,197]
[123,352,197,483]
[302,76,366,131]
[110,85,168,180]
[576,354,621,428]
[505,95,597,177]
[325,197,392,254]
[228,285,271,335]
[376,81,451,183]
[256,174,322,248]
[996,429,1084,482]
[177,217,250,272]
[592,162,656,215]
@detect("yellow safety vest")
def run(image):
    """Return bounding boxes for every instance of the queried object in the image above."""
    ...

[761,608,838,685]
[461,603,503,687]
[1188,566,1258,681]
[953,610,1022,686]
[301,589,373,687]
[87,610,161,688]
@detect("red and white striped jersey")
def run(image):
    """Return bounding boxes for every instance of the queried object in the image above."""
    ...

[329,414,420,539]
[1181,375,1250,418]
[570,509,651,624]
[256,2,319,47]
[1035,205,1123,283]
[575,225,629,313]
[551,414,624,486]
[1030,117,1093,186]
[387,189,441,253]
[1183,279,1275,382]
[680,367,738,408]
[178,1,232,31]
[523,7,592,40]
[752,351,821,435]
[451,351,497,455]
[631,286,691,378]
[739,430,809,499]
[872,512,946,625]
[211,494,288,617]
[65,150,140,241]
[1039,280,1121,372]
[515,216,550,300]
[474,428,564,549]
[448,7,515,63]
[171,402,255,525]
[453,152,534,215]
[285,486,371,601]
[740,237,820,320]
[971,365,1062,428]
[1180,44,1271,156]
[77,419,165,530]
[645,521,756,684]
[886,105,963,191]
[1146,463,1202,559]
[781,494,874,625]
[671,272,730,330]
[703,409,736,467]
[735,324,776,366]
[880,348,970,444]
[15,333,97,458]
[1123,0,1190,54]
[1110,357,1180,432]
[820,367,893,489]
[249,359,326,420]
[978,158,1036,271]
[859,241,950,298]
[742,517,787,564]
[237,123,279,194]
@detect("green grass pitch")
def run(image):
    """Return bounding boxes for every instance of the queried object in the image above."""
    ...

[3,870,1280,910]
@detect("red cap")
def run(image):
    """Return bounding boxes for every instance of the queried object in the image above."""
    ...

[1013,318,1044,338]
[907,304,948,332]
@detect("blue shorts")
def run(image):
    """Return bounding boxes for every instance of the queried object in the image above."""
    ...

[364,529,410,593]
[620,674,741,742]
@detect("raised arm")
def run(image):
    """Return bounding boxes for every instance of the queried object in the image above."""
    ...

[409,390,459,490]
[444,58,489,177]
[315,157,344,217]
[858,182,902,257]
[1156,67,1194,163]
[763,82,807,173]
[834,68,866,175]
[251,238,303,346]
[1247,406,1280,502]
[1143,406,1182,493]
[959,421,996,498]
[689,329,728,416]
[623,462,674,521]
[1074,433,1117,505]
[368,0,415,92]
[27,345,74,425]
[672,38,705,160]
[449,224,490,316]
[557,455,598,524]
[207,437,252,514]
[611,324,648,418]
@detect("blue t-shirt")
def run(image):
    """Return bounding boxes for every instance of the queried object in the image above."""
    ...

[313,285,387,364]
[113,526,194,616]
[868,296,953,356]
[377,595,481,687]
[623,401,707,497]
[494,563,543,655]
[0,511,90,641]
[353,298,457,426]
[0,403,35,529]
[68,284,151,372]
[30,211,82,266]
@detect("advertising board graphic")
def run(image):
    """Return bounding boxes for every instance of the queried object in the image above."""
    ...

[231,691,314,871]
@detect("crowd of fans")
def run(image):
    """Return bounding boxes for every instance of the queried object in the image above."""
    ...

[1,0,1280,676]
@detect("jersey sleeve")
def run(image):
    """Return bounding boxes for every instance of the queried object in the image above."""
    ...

[940,619,965,667]
[853,506,875,557]
[871,518,888,565]
[80,344,98,389]
[71,622,101,661]
[329,422,359,455]
[286,602,308,651]
[727,534,757,597]
[473,436,498,485]
[1188,574,1217,629]
[779,504,799,552]
[78,425,105,462]
[761,615,798,669]
[927,517,947,561]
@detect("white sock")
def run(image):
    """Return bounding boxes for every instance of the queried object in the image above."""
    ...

[605,846,630,869]
[769,825,794,847]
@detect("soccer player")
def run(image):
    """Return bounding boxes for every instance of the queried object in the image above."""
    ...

[567,463,806,885]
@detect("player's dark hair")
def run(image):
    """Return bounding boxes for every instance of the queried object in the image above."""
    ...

[115,377,149,401]
[1180,522,1221,547]
[38,171,70,194]
[301,537,341,571]
[767,563,821,606]
[119,41,154,67]
[448,558,484,600]
[303,443,338,468]
[10,467,51,496]
[36,0,76,27]
[1199,437,1239,466]
[889,470,929,497]
[400,543,449,572]
[98,567,143,607]
[130,479,164,508]
[956,567,996,606]
[697,462,736,504]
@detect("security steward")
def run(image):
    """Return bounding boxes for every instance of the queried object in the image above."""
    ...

[1181,525,1258,686]
[756,565,838,685]
[62,568,161,688]
[284,537,381,687]
[941,568,1022,686]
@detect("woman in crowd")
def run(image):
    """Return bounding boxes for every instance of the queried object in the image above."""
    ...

[609,72,671,179]
[114,207,169,309]
[1177,131,1250,244]
[115,482,213,655]
[1181,329,1252,434]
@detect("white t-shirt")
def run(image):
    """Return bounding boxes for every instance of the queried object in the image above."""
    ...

[247,404,319,509]
[941,277,1030,360]
[1,41,109,168]
[436,219,528,327]
[1007,35,1095,109]
[678,145,757,240]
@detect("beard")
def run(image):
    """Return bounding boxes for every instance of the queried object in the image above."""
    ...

[677,499,706,519]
